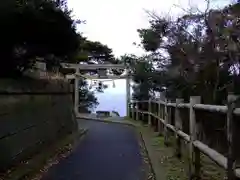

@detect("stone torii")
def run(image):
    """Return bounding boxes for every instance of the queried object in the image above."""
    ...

[61,63,131,117]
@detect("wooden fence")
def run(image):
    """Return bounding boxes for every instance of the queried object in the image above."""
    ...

[130,94,240,180]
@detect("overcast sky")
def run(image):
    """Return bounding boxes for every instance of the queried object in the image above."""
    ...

[68,0,231,56]
[68,0,231,116]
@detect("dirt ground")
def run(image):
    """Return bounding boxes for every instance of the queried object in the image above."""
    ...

[127,118,226,180]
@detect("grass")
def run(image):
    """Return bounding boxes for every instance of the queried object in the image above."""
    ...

[124,117,226,180]
[200,154,226,180]
[152,136,188,180]
[134,125,156,180]
[1,129,87,180]
[74,116,226,180]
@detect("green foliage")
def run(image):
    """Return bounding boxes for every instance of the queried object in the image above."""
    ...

[121,54,155,101]
[78,79,98,112]
[0,0,123,111]
[67,38,116,64]
[130,2,240,104]
[137,29,161,52]
[0,0,80,77]
[71,39,123,99]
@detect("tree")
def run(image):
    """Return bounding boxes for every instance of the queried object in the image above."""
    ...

[0,0,79,77]
[78,79,99,112]
[1,0,123,110]
[66,37,116,64]
[131,1,240,104]
[120,54,156,101]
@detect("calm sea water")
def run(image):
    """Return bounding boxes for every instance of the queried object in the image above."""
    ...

[89,79,132,117]
[94,92,126,116]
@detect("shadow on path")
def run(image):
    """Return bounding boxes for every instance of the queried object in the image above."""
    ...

[41,119,144,180]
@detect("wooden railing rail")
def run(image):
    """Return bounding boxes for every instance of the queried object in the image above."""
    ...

[129,94,240,180]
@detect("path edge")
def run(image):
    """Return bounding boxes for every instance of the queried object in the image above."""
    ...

[2,128,88,180]
[77,117,157,180]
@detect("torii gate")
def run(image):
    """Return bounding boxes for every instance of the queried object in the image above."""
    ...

[61,63,131,117]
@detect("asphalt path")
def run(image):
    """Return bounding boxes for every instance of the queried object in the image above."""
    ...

[41,119,144,180]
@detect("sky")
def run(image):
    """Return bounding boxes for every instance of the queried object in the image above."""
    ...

[93,79,129,116]
[68,0,232,116]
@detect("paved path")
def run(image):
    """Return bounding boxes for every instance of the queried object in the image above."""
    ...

[41,119,145,180]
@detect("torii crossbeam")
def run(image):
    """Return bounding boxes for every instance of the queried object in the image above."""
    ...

[61,63,131,117]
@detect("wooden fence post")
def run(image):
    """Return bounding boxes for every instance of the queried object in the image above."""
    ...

[175,98,184,158]
[131,102,134,120]
[148,99,152,126]
[158,100,163,136]
[164,98,169,146]
[136,102,139,121]
[154,102,158,132]
[227,93,238,180]
[189,96,201,180]
[158,100,161,117]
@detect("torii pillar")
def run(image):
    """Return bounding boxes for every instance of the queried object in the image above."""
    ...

[74,67,80,116]
[63,63,129,117]
[126,69,131,117]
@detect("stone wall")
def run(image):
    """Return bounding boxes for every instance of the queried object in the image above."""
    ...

[0,78,77,172]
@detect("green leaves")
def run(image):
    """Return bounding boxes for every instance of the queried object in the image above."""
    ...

[131,1,240,104]
[137,29,161,52]
[0,0,80,77]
